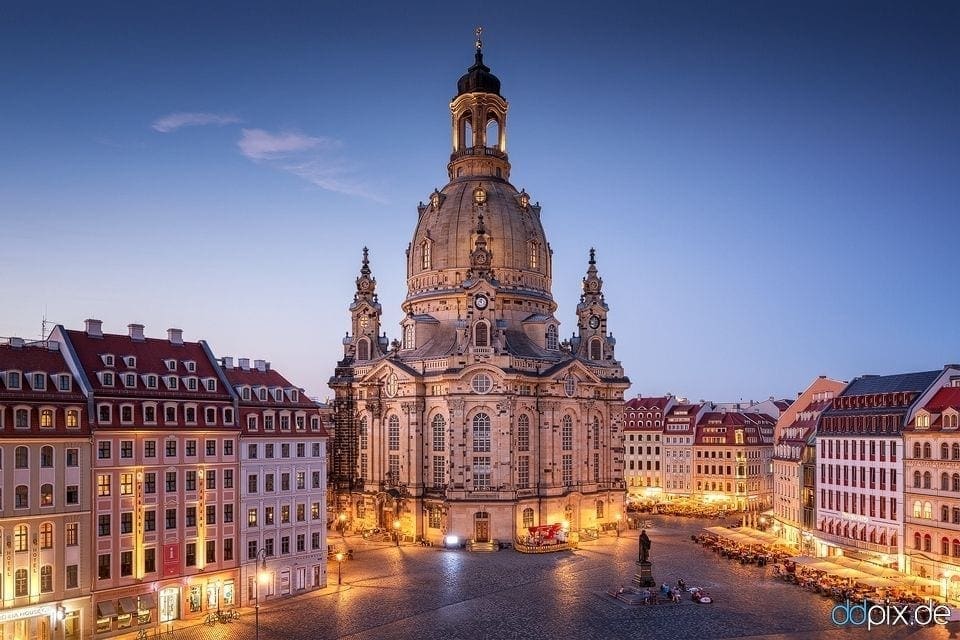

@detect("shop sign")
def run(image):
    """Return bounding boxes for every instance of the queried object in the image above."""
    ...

[0,604,53,623]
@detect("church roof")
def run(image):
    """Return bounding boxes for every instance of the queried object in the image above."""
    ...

[457,51,501,97]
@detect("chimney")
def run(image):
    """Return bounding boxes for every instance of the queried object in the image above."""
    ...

[85,318,103,338]
[9,337,24,348]
[221,357,234,369]
[167,328,183,346]
[238,358,250,370]
[255,359,266,372]
[128,324,145,341]
[265,361,271,371]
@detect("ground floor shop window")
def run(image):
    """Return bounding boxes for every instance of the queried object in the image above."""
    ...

[64,611,81,640]
[189,585,202,613]
[223,581,235,606]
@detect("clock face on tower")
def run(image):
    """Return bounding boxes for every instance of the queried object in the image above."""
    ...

[359,316,369,330]
[588,315,600,330]
[474,294,488,310]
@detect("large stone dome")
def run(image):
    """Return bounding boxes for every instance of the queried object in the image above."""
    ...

[405,177,553,310]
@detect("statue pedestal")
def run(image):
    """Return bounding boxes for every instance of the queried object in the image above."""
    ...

[632,561,656,588]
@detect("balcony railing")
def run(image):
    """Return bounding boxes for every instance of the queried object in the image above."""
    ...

[450,146,507,162]
[814,529,897,554]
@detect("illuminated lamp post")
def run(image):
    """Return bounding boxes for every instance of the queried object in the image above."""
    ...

[254,548,268,640]
[335,552,344,585]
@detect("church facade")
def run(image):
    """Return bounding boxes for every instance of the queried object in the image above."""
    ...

[329,37,630,546]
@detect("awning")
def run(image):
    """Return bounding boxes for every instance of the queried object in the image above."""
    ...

[139,593,156,610]
[118,597,137,615]
[96,601,117,618]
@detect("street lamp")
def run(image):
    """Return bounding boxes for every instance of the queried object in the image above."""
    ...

[335,551,344,585]
[393,519,401,546]
[254,548,268,640]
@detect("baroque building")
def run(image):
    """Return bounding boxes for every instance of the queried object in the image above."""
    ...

[51,321,241,638]
[0,337,90,640]
[224,357,328,603]
[329,38,630,546]
[815,366,960,570]
[771,375,845,552]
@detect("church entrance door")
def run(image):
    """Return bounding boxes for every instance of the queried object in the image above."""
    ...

[474,512,490,542]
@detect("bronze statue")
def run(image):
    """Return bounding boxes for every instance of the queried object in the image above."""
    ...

[639,529,651,563]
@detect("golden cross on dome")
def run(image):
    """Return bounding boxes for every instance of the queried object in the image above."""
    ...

[475,26,483,52]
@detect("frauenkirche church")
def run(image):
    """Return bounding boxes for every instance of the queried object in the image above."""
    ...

[329,32,630,547]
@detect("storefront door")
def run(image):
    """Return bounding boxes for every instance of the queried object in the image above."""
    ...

[159,587,179,622]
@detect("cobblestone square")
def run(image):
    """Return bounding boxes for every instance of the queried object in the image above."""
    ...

[148,515,960,640]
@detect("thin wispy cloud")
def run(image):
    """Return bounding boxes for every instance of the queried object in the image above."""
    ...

[152,112,242,133]
[237,129,382,202]
[237,128,337,160]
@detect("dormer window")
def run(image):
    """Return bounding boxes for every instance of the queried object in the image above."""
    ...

[403,324,415,350]
[124,373,136,388]
[259,388,267,402]
[32,373,46,390]
[165,360,177,372]
[7,371,21,389]
[124,356,136,368]
[917,414,930,429]
[186,377,197,391]
[102,372,114,387]
[273,388,283,402]
[184,361,196,373]
[166,376,179,390]
[290,390,299,403]
[58,374,71,392]
[241,387,251,401]
[205,379,216,392]
[146,375,158,389]
[102,354,115,367]
[545,325,558,350]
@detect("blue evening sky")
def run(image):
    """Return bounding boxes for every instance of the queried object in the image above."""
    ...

[1,1,958,401]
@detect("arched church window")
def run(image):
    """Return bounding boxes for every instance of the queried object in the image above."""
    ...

[561,415,573,451]
[593,416,600,450]
[357,338,370,361]
[473,413,491,452]
[486,113,500,151]
[517,414,530,451]
[545,325,558,350]
[403,324,415,350]
[388,415,400,451]
[522,507,534,528]
[359,417,368,450]
[421,240,431,270]
[432,414,446,452]
[474,321,489,347]
[589,338,602,361]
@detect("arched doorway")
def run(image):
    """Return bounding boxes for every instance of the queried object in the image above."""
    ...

[474,511,490,542]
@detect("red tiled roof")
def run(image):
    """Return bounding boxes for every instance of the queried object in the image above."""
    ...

[224,365,318,409]
[65,329,231,399]
[0,342,85,401]
[924,387,960,413]
[624,396,672,411]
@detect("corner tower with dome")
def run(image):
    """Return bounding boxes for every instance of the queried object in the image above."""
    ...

[329,34,630,547]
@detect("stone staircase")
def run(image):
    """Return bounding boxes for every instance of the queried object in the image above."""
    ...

[467,539,498,552]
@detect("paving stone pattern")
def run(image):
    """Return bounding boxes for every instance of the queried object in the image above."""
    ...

[122,516,960,640]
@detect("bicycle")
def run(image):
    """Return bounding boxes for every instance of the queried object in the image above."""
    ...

[204,612,218,627]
